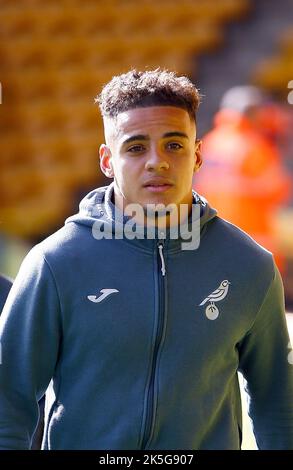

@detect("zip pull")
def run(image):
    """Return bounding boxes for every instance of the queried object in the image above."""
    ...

[158,243,166,277]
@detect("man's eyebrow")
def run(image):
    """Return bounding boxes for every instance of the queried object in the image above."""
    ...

[122,135,150,145]
[163,132,189,139]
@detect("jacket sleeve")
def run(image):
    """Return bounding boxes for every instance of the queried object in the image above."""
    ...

[238,263,293,449]
[0,246,62,449]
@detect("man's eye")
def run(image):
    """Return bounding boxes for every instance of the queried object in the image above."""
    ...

[167,142,183,150]
[127,145,145,153]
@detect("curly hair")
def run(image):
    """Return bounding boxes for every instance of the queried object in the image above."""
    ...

[96,69,201,122]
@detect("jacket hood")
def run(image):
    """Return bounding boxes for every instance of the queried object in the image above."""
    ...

[65,183,217,245]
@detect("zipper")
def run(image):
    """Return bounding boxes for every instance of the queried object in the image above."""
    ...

[141,241,166,449]
[158,243,166,276]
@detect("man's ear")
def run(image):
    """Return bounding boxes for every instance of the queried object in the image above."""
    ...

[99,144,114,178]
[194,139,202,172]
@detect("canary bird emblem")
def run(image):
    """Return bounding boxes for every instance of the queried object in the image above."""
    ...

[199,280,231,320]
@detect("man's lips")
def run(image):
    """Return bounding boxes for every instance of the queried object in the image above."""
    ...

[143,178,174,193]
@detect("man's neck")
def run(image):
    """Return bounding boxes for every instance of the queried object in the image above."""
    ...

[112,192,193,229]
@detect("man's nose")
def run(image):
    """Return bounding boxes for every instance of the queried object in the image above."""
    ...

[145,150,169,171]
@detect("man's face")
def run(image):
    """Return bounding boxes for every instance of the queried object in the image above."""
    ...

[100,106,202,216]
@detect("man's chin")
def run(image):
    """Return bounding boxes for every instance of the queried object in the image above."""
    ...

[142,205,176,217]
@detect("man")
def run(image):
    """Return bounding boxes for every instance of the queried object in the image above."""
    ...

[0,69,292,450]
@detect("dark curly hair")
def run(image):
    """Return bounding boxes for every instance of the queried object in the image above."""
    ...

[96,69,201,122]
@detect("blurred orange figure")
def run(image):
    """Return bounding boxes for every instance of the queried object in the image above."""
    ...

[194,86,291,272]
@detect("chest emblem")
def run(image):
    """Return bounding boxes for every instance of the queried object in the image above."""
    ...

[87,288,119,303]
[199,280,231,320]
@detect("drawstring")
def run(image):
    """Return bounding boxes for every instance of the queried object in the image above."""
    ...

[158,243,166,277]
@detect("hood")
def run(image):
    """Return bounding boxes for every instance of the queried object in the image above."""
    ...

[65,183,217,245]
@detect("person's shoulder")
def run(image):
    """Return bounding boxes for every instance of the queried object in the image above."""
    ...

[208,216,274,274]
[28,218,99,270]
[12,223,77,269]
[29,223,80,259]
[211,216,273,257]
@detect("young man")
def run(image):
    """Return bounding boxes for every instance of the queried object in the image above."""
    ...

[0,70,292,450]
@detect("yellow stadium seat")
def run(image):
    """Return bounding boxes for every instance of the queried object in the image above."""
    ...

[0,0,252,238]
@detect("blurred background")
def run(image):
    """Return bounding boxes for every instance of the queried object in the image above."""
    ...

[0,0,293,450]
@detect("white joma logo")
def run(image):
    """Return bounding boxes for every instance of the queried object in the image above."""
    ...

[87,288,119,303]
